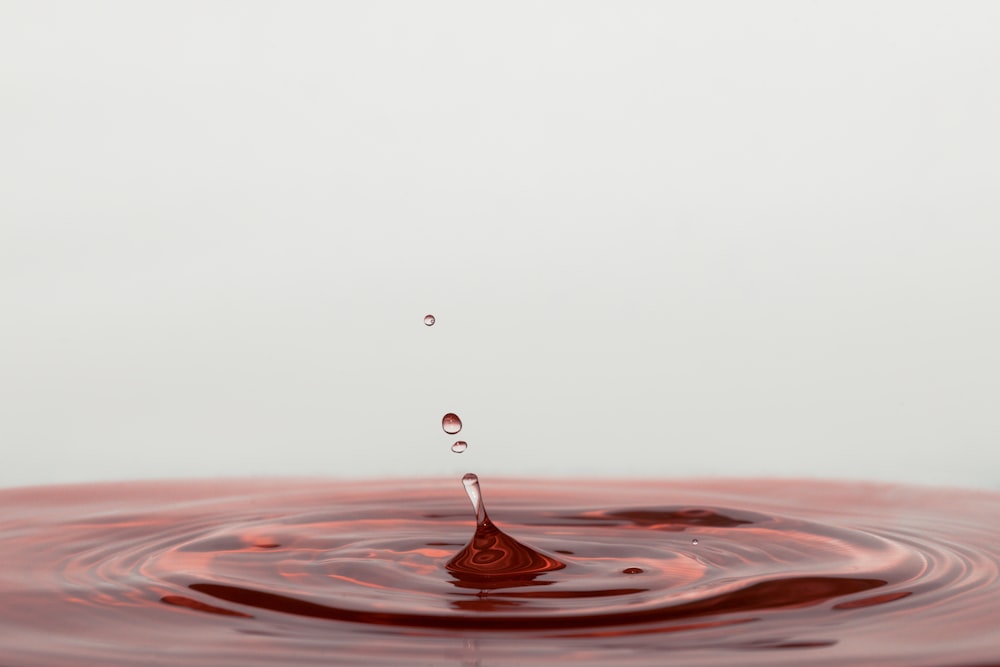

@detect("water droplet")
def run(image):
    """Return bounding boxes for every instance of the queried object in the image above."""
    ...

[451,441,468,454]
[691,538,699,545]
[424,314,435,326]
[442,413,462,435]
[622,567,644,575]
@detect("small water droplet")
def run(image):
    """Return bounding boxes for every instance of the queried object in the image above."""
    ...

[424,314,435,326]
[451,441,468,453]
[691,538,699,545]
[622,567,644,575]
[442,413,462,435]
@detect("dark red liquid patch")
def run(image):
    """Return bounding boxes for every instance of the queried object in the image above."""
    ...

[0,478,998,666]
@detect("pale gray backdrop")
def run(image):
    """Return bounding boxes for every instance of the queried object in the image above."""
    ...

[2,2,998,489]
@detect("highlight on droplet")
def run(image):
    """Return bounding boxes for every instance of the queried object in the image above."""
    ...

[451,441,468,454]
[424,314,435,326]
[442,413,462,435]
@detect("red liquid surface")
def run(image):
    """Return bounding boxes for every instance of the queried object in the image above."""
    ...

[1,477,998,666]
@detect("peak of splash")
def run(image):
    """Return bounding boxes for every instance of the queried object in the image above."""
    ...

[446,473,565,587]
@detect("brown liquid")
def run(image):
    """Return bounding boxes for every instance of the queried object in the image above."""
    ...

[1,477,998,666]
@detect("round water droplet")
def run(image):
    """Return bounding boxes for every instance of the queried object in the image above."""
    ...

[691,538,699,545]
[442,413,462,435]
[451,441,468,454]
[424,314,435,326]
[622,567,644,575]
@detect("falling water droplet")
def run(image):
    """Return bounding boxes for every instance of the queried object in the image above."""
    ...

[424,314,435,326]
[442,413,462,435]
[622,567,644,575]
[691,538,699,545]
[451,441,468,454]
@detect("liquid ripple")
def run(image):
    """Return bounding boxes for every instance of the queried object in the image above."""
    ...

[0,478,998,666]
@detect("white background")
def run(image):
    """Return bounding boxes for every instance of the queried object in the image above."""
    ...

[2,2,998,489]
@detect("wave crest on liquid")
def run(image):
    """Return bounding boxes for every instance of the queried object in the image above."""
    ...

[1,478,998,666]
